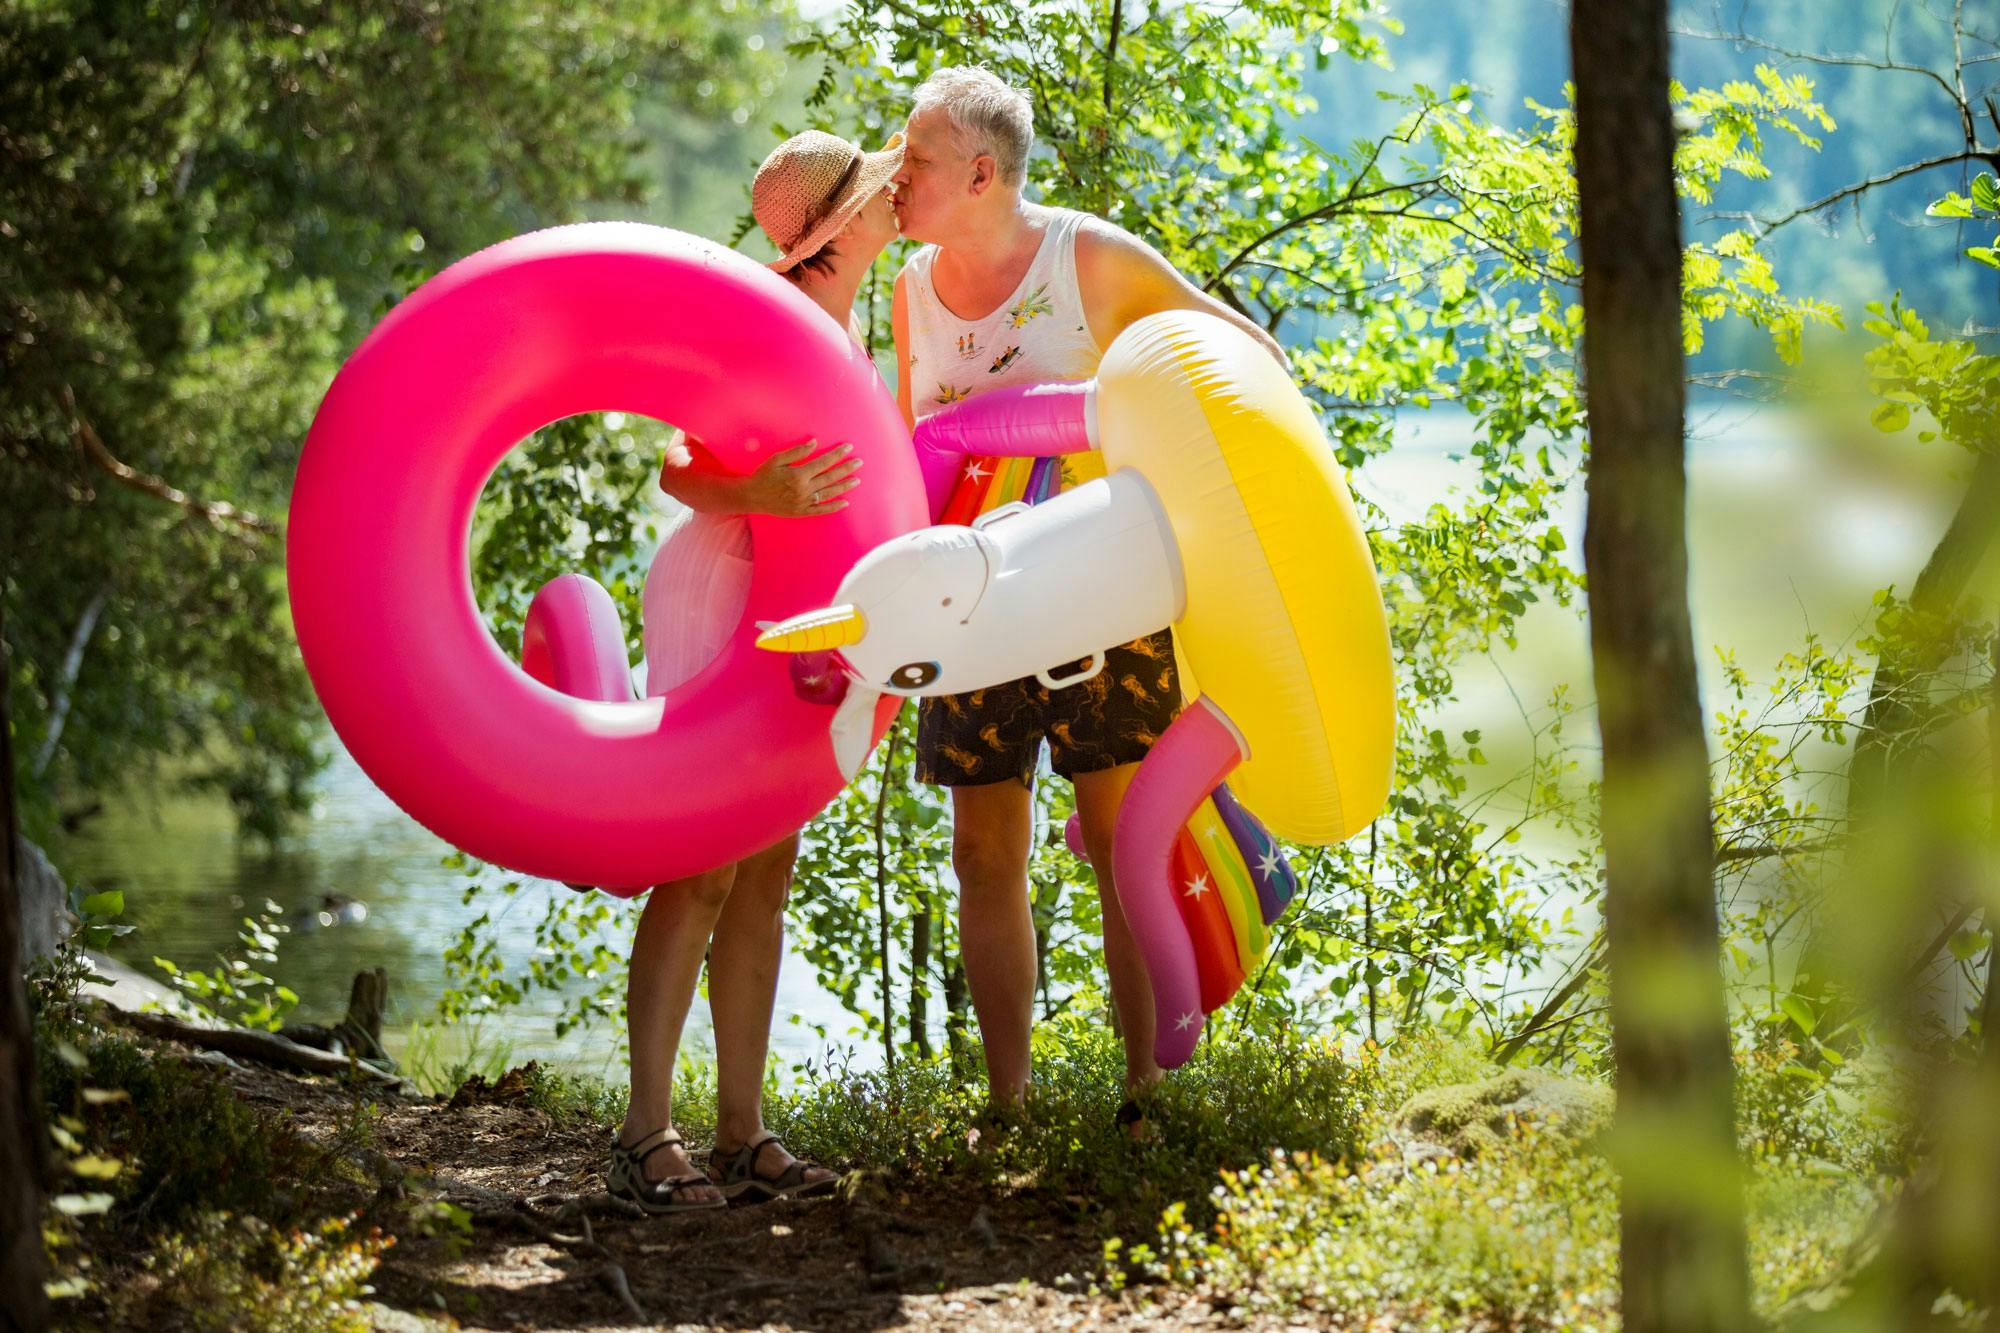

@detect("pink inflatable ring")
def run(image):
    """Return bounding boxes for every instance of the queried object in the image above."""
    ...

[288,224,920,891]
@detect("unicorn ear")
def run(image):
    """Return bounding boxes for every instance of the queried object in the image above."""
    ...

[755,604,868,653]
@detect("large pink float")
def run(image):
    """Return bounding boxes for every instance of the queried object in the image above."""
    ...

[288,223,920,891]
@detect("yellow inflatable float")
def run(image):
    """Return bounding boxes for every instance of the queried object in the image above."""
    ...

[758,309,1395,1065]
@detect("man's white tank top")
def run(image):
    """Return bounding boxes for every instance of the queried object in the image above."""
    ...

[901,209,1106,459]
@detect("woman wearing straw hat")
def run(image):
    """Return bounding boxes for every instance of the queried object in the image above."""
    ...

[608,129,905,1214]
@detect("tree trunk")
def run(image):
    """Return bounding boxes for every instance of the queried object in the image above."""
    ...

[1845,449,2000,820]
[1,599,53,1330]
[1571,5,1751,1331]
[909,894,932,1059]
[942,951,971,1074]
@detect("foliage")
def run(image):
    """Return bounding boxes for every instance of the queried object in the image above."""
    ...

[130,1210,390,1333]
[2,0,786,843]
[36,1034,344,1237]
[771,1015,1369,1230]
[1139,1045,1886,1330]
[149,899,300,1032]
[1924,171,2000,271]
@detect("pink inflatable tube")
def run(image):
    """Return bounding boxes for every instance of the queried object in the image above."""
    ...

[289,224,921,892]
[911,380,1094,520]
[1111,697,1248,1068]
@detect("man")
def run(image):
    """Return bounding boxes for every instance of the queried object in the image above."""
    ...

[888,65,1286,1130]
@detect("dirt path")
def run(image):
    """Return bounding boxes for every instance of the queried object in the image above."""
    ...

[200,1053,1251,1331]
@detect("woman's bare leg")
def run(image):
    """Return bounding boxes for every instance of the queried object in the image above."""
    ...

[620,865,734,1199]
[707,832,831,1184]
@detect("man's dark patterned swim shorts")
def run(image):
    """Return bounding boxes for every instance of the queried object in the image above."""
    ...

[914,630,1180,787]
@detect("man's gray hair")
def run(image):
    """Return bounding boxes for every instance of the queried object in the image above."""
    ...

[912,66,1034,188]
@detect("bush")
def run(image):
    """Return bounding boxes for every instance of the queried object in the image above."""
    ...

[1143,1041,1888,1329]
[770,1015,1371,1230]
[38,1035,348,1237]
[126,1210,390,1332]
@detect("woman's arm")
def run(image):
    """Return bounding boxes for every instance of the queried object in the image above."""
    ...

[658,433,861,517]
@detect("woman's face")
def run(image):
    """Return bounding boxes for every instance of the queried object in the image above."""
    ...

[842,183,900,257]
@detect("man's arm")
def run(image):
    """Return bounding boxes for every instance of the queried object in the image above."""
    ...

[891,271,916,430]
[1074,221,1289,368]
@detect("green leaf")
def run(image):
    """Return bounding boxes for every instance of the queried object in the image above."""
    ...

[1779,994,1817,1035]
[1972,172,1999,213]
[52,1193,114,1216]
[1869,400,1910,434]
[69,1155,123,1180]
[78,890,124,918]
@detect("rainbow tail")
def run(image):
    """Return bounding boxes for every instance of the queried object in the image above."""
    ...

[1107,696,1296,1069]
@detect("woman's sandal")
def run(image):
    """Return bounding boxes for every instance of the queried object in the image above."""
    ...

[608,1128,726,1215]
[708,1131,839,1204]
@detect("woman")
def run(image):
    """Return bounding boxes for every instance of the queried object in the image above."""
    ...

[608,129,905,1213]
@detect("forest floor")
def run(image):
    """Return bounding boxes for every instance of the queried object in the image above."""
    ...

[108,1037,1327,1332]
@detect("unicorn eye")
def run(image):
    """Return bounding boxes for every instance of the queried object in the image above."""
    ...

[889,661,940,689]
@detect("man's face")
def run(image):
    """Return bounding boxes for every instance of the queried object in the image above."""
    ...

[890,107,968,245]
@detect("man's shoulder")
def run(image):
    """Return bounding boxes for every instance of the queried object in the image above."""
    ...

[1068,211,1151,262]
[894,242,941,284]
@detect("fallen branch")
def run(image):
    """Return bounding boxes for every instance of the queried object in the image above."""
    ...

[100,1003,407,1091]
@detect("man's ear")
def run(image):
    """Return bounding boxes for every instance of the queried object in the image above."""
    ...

[967,153,998,197]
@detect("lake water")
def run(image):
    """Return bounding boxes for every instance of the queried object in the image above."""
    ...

[52,395,1962,1081]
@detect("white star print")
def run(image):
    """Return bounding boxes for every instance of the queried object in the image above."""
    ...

[962,461,989,483]
[1175,1011,1199,1032]
[1184,874,1210,899]
[1256,849,1282,880]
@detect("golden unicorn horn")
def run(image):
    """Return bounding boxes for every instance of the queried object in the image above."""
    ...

[754,605,869,653]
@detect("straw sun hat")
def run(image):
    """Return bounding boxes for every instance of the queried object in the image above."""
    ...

[752,129,905,273]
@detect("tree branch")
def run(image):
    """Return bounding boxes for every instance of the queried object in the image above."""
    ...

[1671,24,1967,108]
[61,384,279,541]
[1747,149,1999,234]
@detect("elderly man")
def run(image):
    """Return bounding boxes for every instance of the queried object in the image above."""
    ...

[889,65,1285,1131]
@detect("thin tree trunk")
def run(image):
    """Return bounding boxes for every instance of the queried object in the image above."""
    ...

[1,599,53,1330]
[31,585,109,782]
[943,950,971,1073]
[909,893,932,1059]
[873,733,897,1071]
[1846,449,2000,820]
[1571,5,1751,1331]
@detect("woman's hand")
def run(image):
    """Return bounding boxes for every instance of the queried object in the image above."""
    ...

[659,436,862,518]
[738,440,862,517]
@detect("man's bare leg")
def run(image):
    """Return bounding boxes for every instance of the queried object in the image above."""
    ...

[1071,762,1162,1099]
[951,778,1037,1104]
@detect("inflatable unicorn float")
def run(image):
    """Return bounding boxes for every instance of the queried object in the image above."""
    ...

[756,308,1396,1064]
[288,224,1394,1067]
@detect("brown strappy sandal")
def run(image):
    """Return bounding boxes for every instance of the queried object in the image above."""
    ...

[707,1131,839,1204]
[608,1128,726,1215]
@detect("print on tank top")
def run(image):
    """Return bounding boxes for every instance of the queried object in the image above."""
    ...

[901,207,1106,509]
